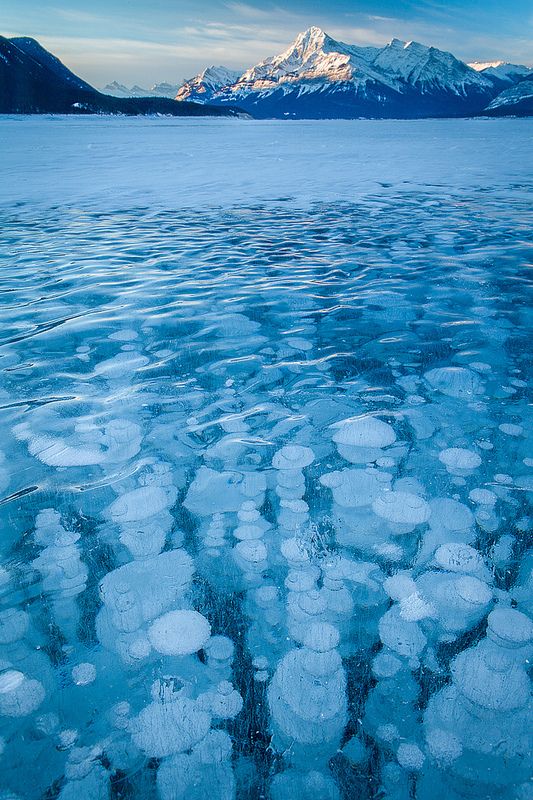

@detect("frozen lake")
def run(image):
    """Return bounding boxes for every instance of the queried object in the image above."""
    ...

[1,115,532,209]
[0,117,532,800]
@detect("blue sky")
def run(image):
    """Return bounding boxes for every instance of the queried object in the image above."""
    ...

[4,1,533,86]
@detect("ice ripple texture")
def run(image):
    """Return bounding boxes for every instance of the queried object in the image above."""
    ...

[0,188,532,800]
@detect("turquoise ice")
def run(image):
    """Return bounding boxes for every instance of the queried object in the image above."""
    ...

[0,117,532,800]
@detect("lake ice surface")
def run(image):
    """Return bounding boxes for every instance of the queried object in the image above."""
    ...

[0,116,532,800]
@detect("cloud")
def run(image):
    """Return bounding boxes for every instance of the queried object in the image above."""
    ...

[8,1,531,87]
[224,2,274,19]
[53,8,106,25]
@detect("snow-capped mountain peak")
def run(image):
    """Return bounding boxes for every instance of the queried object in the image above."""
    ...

[289,25,328,54]
[372,38,491,93]
[485,72,533,113]
[468,60,532,83]
[175,27,527,118]
[469,60,506,71]
[236,28,380,89]
[198,65,242,88]
[101,81,180,98]
[101,80,131,96]
[175,65,241,101]
[221,28,492,102]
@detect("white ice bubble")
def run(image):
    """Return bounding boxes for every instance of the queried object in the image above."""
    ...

[426,728,462,765]
[468,488,497,506]
[438,447,481,473]
[384,573,417,601]
[130,695,211,758]
[372,491,430,527]
[108,486,171,523]
[433,543,488,578]
[494,473,513,484]
[148,610,211,656]
[486,607,533,649]
[397,742,425,771]
[428,498,474,532]
[108,329,138,341]
[321,468,386,508]
[0,670,45,717]
[379,606,427,658]
[499,423,523,436]
[424,366,482,399]
[71,663,96,686]
[272,444,315,470]
[332,415,396,449]
[286,337,313,351]
[302,622,340,652]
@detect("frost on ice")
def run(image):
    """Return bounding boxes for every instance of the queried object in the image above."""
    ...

[0,149,532,800]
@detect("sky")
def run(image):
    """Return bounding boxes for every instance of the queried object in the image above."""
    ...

[4,1,533,87]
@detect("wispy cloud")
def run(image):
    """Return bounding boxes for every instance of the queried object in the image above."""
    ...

[6,1,532,86]
[53,8,106,25]
[224,2,274,20]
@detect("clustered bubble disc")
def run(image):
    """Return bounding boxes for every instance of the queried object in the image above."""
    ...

[332,415,396,449]
[438,447,481,471]
[372,491,431,526]
[272,444,315,471]
[148,610,211,656]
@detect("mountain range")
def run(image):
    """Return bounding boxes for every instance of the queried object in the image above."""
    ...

[101,80,181,99]
[1,28,531,118]
[175,27,532,118]
[0,36,242,117]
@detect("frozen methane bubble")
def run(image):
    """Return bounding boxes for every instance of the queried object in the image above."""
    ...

[99,550,193,623]
[108,329,138,341]
[302,622,341,652]
[438,447,481,475]
[423,607,533,795]
[333,416,396,448]
[332,415,396,463]
[320,468,386,508]
[71,663,96,686]
[429,498,474,531]
[148,610,211,656]
[416,498,477,567]
[268,622,347,760]
[272,444,315,471]
[32,509,88,640]
[184,467,250,516]
[499,423,523,436]
[198,680,243,720]
[130,692,211,758]
[416,573,492,639]
[13,417,141,466]
[0,669,45,716]
[107,486,172,523]
[432,543,490,580]
[379,606,427,659]
[157,731,236,800]
[468,488,497,506]
[424,367,483,399]
[96,550,194,663]
[397,742,425,771]
[425,728,463,766]
[372,492,431,528]
[486,606,533,649]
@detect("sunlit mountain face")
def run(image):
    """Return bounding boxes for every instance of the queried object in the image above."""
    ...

[174,26,531,117]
